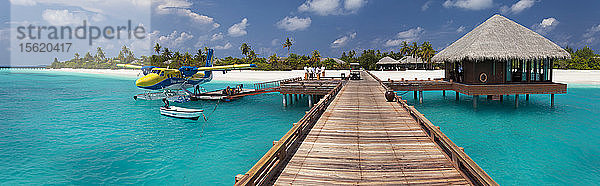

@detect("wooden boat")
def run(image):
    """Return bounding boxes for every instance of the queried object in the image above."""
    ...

[159,106,204,120]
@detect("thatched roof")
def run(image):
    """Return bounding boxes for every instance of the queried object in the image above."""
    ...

[432,14,570,62]
[376,56,400,65]
[320,57,346,64]
[400,56,425,63]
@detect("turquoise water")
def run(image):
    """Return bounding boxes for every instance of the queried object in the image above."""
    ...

[402,87,600,185]
[0,69,309,185]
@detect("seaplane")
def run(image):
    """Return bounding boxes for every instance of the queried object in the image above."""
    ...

[118,49,256,103]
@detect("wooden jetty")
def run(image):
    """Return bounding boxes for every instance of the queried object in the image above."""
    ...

[234,71,496,186]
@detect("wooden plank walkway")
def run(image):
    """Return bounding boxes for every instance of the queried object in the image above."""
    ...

[273,72,471,185]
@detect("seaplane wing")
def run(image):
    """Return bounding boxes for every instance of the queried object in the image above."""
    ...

[125,49,256,91]
[196,64,257,71]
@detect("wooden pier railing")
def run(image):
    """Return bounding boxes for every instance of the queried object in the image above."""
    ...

[234,80,346,186]
[252,77,303,91]
[366,71,497,186]
[394,96,497,186]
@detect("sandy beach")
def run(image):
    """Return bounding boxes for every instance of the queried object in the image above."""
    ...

[44,68,599,85]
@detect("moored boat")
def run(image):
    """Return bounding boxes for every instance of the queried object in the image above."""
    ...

[159,106,204,120]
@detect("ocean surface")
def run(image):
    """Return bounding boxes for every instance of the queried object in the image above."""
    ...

[403,87,600,185]
[1,69,599,185]
[0,69,310,185]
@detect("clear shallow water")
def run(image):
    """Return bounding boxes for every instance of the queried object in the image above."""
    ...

[0,69,309,185]
[402,87,600,185]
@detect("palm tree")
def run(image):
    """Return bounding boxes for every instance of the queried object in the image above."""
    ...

[96,47,105,62]
[419,42,435,70]
[283,38,293,55]
[311,50,321,66]
[154,43,161,55]
[162,48,172,60]
[410,42,420,69]
[400,41,410,56]
[240,43,250,62]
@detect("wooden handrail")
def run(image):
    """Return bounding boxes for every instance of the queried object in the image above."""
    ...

[235,80,347,186]
[365,71,497,186]
[252,77,303,91]
[395,97,497,186]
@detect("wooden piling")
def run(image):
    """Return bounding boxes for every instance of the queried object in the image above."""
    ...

[282,94,287,107]
[419,91,423,104]
[515,94,519,108]
[500,95,503,102]
[456,91,459,101]
[473,95,479,108]
[414,91,418,99]
[526,94,529,101]
[551,94,555,107]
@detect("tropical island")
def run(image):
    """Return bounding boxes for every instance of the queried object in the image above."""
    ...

[48,37,600,71]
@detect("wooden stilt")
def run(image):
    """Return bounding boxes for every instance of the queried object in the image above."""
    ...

[419,91,423,104]
[526,94,529,101]
[282,94,288,107]
[443,90,446,97]
[500,95,503,102]
[456,91,459,101]
[308,95,313,107]
[551,94,555,107]
[515,94,519,108]
[473,95,479,108]
[414,91,418,99]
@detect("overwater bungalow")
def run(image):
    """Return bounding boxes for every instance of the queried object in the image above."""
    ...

[388,14,570,107]
[400,55,426,70]
[376,56,403,71]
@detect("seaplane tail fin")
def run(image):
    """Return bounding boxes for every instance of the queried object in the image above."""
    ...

[117,64,143,69]
[205,49,214,67]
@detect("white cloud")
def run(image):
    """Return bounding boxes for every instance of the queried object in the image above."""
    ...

[214,42,232,50]
[384,27,424,47]
[271,39,280,46]
[276,16,312,31]
[41,9,87,26]
[298,0,366,16]
[211,32,224,41]
[500,0,536,14]
[443,0,493,10]
[344,0,367,12]
[154,0,219,28]
[10,0,36,6]
[331,32,357,48]
[533,17,559,35]
[151,30,194,49]
[421,1,433,11]
[583,24,600,44]
[228,18,249,37]
[456,26,466,33]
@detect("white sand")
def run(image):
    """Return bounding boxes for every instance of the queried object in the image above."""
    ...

[44,68,599,85]
[370,70,600,85]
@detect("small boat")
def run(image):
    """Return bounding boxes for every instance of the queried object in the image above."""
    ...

[159,106,204,120]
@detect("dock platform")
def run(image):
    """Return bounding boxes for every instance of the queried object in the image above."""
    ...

[235,71,496,185]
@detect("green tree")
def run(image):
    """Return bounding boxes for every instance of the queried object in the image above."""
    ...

[311,50,321,66]
[419,42,435,69]
[283,38,293,55]
[240,43,251,62]
[154,43,161,55]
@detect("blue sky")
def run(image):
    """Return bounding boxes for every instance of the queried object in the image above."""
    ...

[2,0,600,65]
